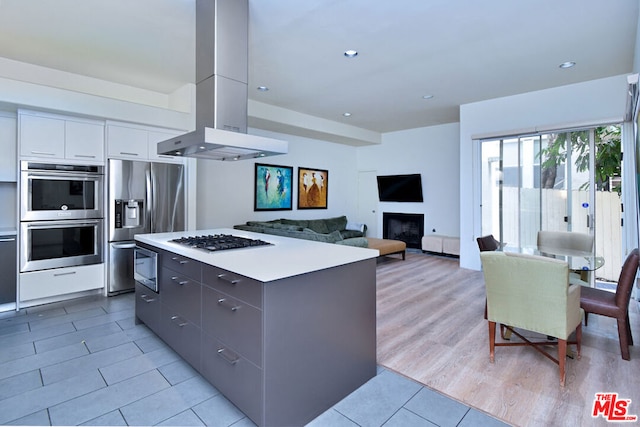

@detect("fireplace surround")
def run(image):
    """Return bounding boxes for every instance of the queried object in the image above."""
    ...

[382,212,424,249]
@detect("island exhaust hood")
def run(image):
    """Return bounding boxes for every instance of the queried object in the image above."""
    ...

[157,0,287,161]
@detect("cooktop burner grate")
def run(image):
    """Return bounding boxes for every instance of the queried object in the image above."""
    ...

[170,234,272,252]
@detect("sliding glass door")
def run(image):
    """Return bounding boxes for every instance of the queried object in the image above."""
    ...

[480,125,622,283]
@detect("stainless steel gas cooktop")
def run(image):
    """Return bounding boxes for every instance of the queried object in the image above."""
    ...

[170,234,272,252]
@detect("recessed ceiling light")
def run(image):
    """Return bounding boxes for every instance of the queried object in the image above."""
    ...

[257,86,269,91]
[344,50,358,58]
[422,94,434,100]
[343,112,352,117]
[559,61,576,69]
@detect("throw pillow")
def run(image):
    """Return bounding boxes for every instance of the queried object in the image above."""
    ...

[346,221,365,232]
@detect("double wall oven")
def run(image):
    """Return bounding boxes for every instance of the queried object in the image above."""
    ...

[20,161,104,272]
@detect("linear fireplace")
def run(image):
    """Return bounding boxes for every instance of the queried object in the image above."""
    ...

[382,212,424,249]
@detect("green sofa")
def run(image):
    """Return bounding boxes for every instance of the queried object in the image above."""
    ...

[233,215,368,247]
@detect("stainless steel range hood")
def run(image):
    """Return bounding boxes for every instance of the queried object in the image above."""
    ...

[157,0,287,161]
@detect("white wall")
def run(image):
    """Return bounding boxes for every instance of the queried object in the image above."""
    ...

[459,75,629,270]
[195,128,360,229]
[357,123,460,238]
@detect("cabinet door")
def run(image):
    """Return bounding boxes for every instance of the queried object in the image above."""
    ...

[65,121,104,162]
[106,125,148,159]
[202,286,262,366]
[148,130,183,163]
[135,282,161,333]
[0,115,17,181]
[201,333,263,424]
[20,114,65,159]
[160,267,201,326]
[160,304,201,370]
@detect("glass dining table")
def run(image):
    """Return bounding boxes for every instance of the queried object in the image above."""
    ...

[503,245,605,273]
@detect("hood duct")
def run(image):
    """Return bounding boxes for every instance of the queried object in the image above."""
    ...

[157,0,287,160]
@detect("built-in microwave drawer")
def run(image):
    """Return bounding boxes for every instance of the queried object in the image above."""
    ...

[202,265,262,309]
[134,246,158,292]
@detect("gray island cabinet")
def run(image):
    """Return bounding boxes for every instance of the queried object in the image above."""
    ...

[134,229,378,427]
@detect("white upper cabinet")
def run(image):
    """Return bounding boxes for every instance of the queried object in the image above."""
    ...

[148,130,182,162]
[65,120,105,162]
[20,114,65,159]
[19,111,104,164]
[0,114,17,181]
[106,124,148,159]
[107,123,183,163]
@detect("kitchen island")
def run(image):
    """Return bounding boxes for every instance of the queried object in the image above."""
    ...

[134,229,378,427]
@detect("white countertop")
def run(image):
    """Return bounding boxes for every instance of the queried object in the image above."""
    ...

[135,228,378,282]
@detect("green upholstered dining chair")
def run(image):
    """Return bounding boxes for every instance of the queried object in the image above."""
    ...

[480,251,584,387]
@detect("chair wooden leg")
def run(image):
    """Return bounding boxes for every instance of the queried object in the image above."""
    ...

[488,321,496,363]
[584,311,589,326]
[617,317,631,361]
[626,313,633,346]
[576,323,582,360]
[558,339,567,387]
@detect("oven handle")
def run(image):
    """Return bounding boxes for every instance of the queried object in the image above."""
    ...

[26,219,101,229]
[25,171,103,180]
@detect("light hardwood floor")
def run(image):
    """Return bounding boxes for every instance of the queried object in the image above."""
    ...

[375,252,640,427]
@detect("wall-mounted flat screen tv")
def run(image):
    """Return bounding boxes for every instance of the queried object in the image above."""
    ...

[376,174,423,202]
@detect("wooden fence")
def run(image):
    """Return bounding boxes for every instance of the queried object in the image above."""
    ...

[502,188,621,282]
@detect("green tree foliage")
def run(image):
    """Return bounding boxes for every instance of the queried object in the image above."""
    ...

[539,126,621,194]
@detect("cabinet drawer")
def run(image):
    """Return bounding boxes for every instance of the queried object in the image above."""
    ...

[202,265,262,309]
[161,250,201,281]
[160,304,201,370]
[160,267,201,326]
[202,286,262,366]
[135,283,161,333]
[201,333,263,424]
[20,264,104,301]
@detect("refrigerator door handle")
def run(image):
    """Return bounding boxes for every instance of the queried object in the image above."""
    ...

[111,242,136,249]
[145,166,153,232]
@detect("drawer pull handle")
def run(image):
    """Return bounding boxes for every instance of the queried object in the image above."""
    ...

[217,348,239,365]
[217,298,240,312]
[140,294,155,303]
[217,274,239,285]
[171,276,188,285]
[170,315,188,327]
[120,152,139,156]
[53,271,77,277]
[171,257,189,265]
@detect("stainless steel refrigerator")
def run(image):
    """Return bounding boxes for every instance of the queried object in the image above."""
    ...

[107,159,185,295]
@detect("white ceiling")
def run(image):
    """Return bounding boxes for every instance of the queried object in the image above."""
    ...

[0,0,637,134]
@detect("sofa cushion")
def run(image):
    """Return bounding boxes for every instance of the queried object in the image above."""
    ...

[281,218,309,228]
[306,219,330,234]
[346,221,366,233]
[335,237,369,247]
[302,228,343,243]
[324,215,348,232]
[340,229,364,239]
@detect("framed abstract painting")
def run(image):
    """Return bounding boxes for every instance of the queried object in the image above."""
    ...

[298,167,328,209]
[254,163,293,211]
